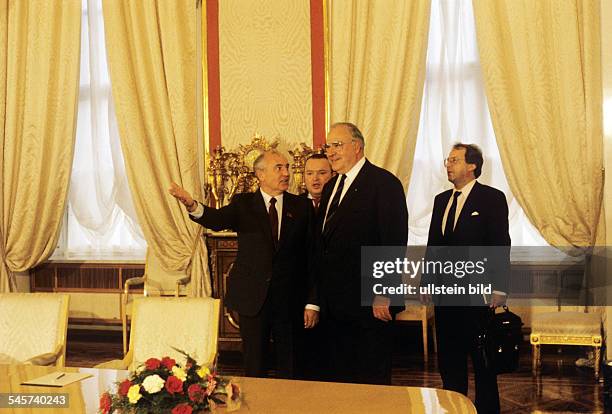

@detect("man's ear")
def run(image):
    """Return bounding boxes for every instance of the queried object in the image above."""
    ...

[467,163,476,173]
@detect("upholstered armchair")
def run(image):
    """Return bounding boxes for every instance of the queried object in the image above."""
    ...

[0,293,70,367]
[99,296,220,371]
[121,250,191,355]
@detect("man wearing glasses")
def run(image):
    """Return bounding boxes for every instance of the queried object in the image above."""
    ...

[312,122,408,385]
[423,143,510,413]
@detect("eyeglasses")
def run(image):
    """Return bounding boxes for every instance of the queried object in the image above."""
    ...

[323,139,355,151]
[444,157,465,166]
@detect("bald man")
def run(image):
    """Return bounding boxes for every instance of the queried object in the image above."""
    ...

[170,150,318,379]
[312,123,408,384]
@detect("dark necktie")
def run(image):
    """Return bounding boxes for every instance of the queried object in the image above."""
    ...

[312,198,320,214]
[324,174,347,227]
[443,191,461,239]
[269,197,279,248]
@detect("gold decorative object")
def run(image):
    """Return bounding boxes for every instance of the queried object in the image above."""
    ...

[289,143,316,195]
[207,134,278,207]
[206,134,325,207]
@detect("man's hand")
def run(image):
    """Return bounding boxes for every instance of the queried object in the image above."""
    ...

[168,182,197,212]
[489,292,507,308]
[304,309,319,328]
[372,295,392,322]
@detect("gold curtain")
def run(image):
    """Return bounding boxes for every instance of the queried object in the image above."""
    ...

[473,0,603,248]
[0,0,81,292]
[103,1,210,296]
[329,0,431,187]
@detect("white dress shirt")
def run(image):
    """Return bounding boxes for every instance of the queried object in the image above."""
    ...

[441,179,477,235]
[259,190,283,240]
[322,156,366,230]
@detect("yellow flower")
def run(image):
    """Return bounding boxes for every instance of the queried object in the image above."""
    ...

[127,384,142,404]
[172,366,187,382]
[197,366,210,378]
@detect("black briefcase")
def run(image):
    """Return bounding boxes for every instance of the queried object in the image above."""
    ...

[481,306,523,374]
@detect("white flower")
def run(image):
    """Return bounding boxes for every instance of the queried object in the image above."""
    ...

[172,366,187,381]
[142,374,165,394]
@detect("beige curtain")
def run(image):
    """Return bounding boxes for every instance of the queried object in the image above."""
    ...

[329,0,431,187]
[473,0,603,249]
[0,0,81,293]
[103,1,210,296]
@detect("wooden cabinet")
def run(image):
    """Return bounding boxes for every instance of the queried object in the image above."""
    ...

[205,231,241,351]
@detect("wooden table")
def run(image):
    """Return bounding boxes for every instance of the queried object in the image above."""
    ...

[0,364,476,413]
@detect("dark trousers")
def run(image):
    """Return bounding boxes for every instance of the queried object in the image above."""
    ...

[435,306,500,414]
[325,311,393,385]
[238,292,297,379]
[296,323,332,381]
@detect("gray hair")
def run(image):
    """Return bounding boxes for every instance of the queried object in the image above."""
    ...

[253,150,283,173]
[331,122,365,149]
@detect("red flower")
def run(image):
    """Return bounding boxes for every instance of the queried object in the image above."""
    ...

[161,356,176,370]
[187,383,206,403]
[118,379,132,396]
[171,403,193,414]
[99,392,112,414]
[145,358,161,370]
[165,375,184,395]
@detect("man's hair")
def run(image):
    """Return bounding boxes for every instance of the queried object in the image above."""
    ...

[453,143,483,178]
[305,153,331,167]
[253,150,283,173]
[331,122,365,149]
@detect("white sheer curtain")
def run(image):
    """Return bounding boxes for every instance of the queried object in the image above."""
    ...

[407,0,547,247]
[57,0,146,258]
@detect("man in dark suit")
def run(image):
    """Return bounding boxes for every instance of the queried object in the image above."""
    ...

[299,153,332,380]
[169,150,318,379]
[313,122,408,385]
[423,143,510,413]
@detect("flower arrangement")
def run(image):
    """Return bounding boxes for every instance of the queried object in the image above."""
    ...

[99,350,240,414]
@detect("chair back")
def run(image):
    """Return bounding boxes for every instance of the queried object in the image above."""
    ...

[128,297,220,371]
[0,293,70,366]
[144,250,190,296]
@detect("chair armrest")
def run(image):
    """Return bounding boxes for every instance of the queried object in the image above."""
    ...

[24,344,63,366]
[124,275,146,296]
[95,359,129,370]
[95,349,132,370]
[175,275,191,297]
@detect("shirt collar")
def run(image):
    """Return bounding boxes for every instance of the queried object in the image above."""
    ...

[260,189,284,205]
[453,179,477,199]
[343,156,366,182]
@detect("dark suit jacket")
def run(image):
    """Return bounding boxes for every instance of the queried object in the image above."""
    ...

[313,159,408,320]
[426,181,511,304]
[191,191,314,316]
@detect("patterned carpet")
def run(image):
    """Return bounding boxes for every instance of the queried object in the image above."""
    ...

[65,326,607,413]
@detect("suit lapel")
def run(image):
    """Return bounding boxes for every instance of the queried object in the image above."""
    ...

[453,181,481,236]
[323,160,370,239]
[434,190,452,242]
[252,191,276,249]
[278,192,295,248]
